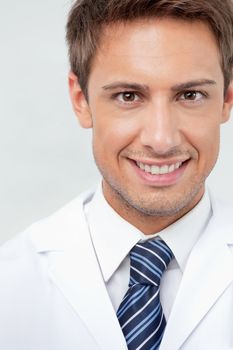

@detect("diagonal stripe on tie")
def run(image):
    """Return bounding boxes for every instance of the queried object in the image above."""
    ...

[117,286,150,319]
[121,289,160,329]
[117,239,173,350]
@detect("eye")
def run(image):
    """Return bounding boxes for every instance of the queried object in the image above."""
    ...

[116,92,140,103]
[179,90,205,101]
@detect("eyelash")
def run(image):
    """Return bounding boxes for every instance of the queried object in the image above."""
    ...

[178,90,208,102]
[111,90,208,106]
[111,91,141,105]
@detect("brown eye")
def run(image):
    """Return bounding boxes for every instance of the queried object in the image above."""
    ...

[184,91,197,100]
[114,91,141,105]
[179,90,204,102]
[122,92,136,102]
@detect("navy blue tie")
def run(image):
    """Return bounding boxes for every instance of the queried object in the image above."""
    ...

[117,239,173,350]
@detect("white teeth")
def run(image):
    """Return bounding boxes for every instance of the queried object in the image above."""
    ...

[151,165,160,175]
[139,162,145,170]
[169,164,175,173]
[159,165,169,175]
[136,161,183,175]
[145,165,151,173]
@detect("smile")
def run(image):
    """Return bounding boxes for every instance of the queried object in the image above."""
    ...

[136,161,183,175]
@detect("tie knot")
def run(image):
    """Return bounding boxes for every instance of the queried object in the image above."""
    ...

[129,239,173,287]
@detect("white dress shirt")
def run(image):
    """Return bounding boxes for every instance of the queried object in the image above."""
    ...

[84,182,212,320]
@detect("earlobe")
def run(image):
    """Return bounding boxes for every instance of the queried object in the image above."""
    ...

[68,71,92,128]
[221,80,233,124]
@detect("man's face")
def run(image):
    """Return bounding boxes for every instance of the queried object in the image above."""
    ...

[70,19,233,232]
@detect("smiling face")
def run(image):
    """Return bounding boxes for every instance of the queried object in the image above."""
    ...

[69,18,233,233]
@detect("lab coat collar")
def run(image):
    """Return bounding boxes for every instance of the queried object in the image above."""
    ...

[29,188,127,350]
[28,189,233,350]
[160,192,233,350]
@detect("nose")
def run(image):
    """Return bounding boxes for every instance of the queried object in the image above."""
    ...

[140,99,182,155]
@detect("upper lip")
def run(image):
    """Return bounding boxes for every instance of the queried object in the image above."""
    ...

[130,158,190,166]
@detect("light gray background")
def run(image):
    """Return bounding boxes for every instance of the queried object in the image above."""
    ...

[0,1,233,244]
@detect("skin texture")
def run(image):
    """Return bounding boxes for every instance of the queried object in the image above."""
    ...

[69,18,233,234]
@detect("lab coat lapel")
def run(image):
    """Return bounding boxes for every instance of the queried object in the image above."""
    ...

[160,198,233,350]
[30,191,127,350]
[29,189,233,350]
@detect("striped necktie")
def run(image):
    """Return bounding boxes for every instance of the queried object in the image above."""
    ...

[117,239,173,350]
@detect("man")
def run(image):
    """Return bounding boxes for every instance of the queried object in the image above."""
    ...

[1,0,233,349]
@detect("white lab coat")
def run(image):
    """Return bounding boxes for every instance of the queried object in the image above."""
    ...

[0,189,233,350]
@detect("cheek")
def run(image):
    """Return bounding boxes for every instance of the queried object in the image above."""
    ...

[186,118,221,165]
[181,105,221,145]
[92,112,140,155]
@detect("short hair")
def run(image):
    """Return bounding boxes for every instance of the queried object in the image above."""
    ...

[66,0,233,97]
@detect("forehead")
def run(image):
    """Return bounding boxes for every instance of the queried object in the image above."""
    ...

[89,18,223,88]
[99,18,219,53]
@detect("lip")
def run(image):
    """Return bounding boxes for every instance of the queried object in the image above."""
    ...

[129,159,190,187]
[130,157,190,167]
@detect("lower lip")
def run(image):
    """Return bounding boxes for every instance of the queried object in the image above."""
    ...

[130,160,189,187]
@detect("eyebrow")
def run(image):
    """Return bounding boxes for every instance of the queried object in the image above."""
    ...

[101,79,216,93]
[171,79,217,91]
[102,82,149,93]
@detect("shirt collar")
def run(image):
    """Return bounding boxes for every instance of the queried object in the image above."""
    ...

[85,182,212,281]
[157,190,212,272]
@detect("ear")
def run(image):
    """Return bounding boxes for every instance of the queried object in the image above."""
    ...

[68,71,93,128]
[221,79,233,124]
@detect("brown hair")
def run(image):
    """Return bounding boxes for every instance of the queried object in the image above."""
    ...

[66,0,233,97]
